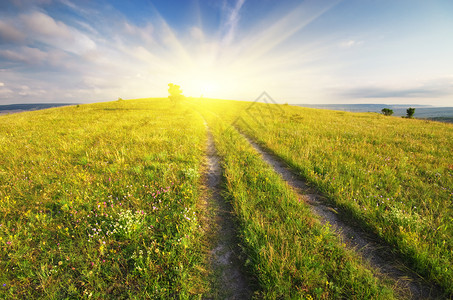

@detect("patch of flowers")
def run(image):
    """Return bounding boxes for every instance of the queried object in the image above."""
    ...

[112,209,147,239]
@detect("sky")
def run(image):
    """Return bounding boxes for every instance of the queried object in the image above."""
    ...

[0,0,453,106]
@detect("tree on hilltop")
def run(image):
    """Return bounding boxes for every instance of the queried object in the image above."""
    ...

[381,108,394,116]
[168,83,184,104]
[406,107,415,118]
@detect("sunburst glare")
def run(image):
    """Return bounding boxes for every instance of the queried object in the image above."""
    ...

[0,0,452,105]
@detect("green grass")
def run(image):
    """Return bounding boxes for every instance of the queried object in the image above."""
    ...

[200,99,453,294]
[0,99,208,298]
[200,108,394,299]
[2,97,450,298]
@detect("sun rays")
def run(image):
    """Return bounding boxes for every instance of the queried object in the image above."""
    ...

[1,0,452,105]
[135,0,339,100]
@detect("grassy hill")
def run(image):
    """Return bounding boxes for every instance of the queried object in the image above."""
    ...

[203,99,453,294]
[0,99,208,298]
[1,98,451,298]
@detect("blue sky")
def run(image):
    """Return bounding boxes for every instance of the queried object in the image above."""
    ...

[0,0,452,105]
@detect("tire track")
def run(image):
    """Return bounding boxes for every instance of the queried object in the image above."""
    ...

[239,131,444,300]
[203,125,254,299]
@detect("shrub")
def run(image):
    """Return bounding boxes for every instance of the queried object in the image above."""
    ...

[406,107,415,118]
[381,108,394,116]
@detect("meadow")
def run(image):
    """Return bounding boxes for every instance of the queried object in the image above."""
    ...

[0,99,208,298]
[200,108,394,299]
[201,99,453,294]
[1,97,451,298]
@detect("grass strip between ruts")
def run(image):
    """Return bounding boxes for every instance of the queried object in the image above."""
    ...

[204,109,395,299]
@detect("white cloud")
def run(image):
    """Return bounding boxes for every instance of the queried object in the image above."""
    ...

[0,80,13,100]
[0,20,26,43]
[20,11,96,54]
[16,85,47,97]
[0,46,72,68]
[0,46,48,64]
[21,11,72,38]
[221,0,246,45]
[335,76,453,103]
[124,21,152,36]
[0,88,14,99]
[339,39,363,48]
[341,40,355,48]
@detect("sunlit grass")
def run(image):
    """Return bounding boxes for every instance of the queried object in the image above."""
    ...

[200,99,453,293]
[0,99,208,298]
[199,107,394,299]
[1,97,450,298]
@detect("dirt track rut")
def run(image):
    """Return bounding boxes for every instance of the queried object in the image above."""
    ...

[241,132,443,300]
[204,128,254,299]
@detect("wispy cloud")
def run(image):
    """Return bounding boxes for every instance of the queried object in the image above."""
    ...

[20,11,96,54]
[221,0,246,45]
[0,47,48,64]
[0,20,26,43]
[339,39,363,48]
[339,78,453,99]
[344,87,447,98]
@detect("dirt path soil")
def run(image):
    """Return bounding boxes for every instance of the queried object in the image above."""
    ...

[241,132,444,300]
[204,129,254,299]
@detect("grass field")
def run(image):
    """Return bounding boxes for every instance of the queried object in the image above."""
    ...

[1,97,451,298]
[0,99,208,298]
[200,99,453,293]
[201,109,394,299]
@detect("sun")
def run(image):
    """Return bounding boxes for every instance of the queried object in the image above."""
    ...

[198,80,219,97]
[183,71,222,98]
